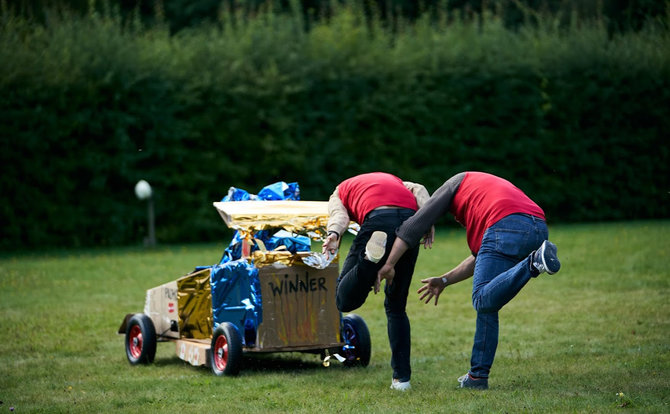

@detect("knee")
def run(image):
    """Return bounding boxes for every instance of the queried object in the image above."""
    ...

[385,308,407,320]
[336,294,353,313]
[472,295,500,314]
[337,302,354,313]
[336,290,362,313]
[385,301,407,316]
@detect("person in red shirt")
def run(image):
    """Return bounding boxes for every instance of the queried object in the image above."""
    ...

[322,172,432,391]
[377,172,561,390]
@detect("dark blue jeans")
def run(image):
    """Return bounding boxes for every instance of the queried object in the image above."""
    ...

[336,208,419,382]
[469,214,548,378]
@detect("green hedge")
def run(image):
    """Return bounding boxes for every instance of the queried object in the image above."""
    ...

[1,7,668,250]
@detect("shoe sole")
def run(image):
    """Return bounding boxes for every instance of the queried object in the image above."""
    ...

[540,241,561,275]
[365,231,387,263]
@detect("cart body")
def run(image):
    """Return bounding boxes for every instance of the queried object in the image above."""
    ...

[119,199,370,375]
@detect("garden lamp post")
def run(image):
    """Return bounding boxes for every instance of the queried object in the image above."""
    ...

[134,179,156,247]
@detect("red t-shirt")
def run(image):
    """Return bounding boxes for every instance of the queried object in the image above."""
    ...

[450,172,545,253]
[338,172,418,224]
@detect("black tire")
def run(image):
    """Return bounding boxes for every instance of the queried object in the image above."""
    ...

[125,313,157,365]
[341,313,371,367]
[210,323,243,376]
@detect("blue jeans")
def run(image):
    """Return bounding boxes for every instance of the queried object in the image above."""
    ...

[336,208,419,382]
[469,214,548,378]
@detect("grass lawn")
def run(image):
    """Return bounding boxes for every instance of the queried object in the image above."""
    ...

[0,221,668,413]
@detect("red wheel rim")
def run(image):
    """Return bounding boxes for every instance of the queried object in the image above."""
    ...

[213,335,229,371]
[128,325,143,359]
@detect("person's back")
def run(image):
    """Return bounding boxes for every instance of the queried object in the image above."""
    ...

[338,172,419,224]
[449,172,545,254]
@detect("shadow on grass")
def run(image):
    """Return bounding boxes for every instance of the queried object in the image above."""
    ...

[240,353,325,373]
[152,351,353,375]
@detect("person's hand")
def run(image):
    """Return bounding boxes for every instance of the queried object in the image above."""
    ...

[376,263,395,294]
[322,233,339,255]
[420,225,435,249]
[417,276,447,306]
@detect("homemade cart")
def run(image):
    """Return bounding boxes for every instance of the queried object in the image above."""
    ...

[118,199,371,376]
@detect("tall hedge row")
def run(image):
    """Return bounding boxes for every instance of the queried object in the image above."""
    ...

[1,7,668,250]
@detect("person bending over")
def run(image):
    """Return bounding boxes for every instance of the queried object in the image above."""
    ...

[377,171,560,390]
[322,172,433,391]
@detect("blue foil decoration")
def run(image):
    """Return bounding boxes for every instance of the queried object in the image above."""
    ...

[210,259,262,346]
[257,181,300,200]
[263,233,311,253]
[218,181,304,265]
[208,181,305,346]
[221,187,252,202]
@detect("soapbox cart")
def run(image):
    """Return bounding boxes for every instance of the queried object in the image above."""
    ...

[118,200,371,376]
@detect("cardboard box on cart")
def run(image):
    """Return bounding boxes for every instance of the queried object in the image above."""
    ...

[255,260,340,351]
[164,257,341,367]
[210,200,342,353]
[162,200,340,367]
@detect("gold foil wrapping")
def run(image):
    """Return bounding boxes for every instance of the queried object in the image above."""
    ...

[251,250,340,269]
[213,201,330,234]
[251,250,299,268]
[177,268,213,339]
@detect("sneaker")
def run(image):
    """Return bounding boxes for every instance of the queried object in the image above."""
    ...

[532,240,561,275]
[390,379,411,391]
[458,373,488,390]
[365,231,387,263]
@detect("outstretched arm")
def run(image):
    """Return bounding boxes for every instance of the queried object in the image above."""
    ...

[375,237,410,293]
[377,173,466,293]
[417,255,475,306]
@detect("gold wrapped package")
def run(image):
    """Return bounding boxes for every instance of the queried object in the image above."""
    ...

[213,200,329,234]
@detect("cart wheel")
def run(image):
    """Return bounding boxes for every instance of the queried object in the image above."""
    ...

[341,314,371,367]
[210,323,242,376]
[125,314,157,365]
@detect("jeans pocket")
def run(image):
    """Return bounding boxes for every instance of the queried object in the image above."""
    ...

[494,228,530,259]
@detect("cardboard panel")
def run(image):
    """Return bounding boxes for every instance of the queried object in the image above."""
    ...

[256,261,341,350]
[143,280,179,339]
[176,339,210,367]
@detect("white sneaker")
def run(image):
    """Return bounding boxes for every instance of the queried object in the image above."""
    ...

[390,379,411,391]
[365,231,387,263]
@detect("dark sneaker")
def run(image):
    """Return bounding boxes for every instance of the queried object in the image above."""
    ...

[532,240,561,275]
[365,231,387,263]
[458,373,488,390]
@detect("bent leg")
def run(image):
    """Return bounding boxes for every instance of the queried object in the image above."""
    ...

[468,214,548,378]
[472,215,547,313]
[335,221,389,312]
[336,254,378,312]
[472,253,533,313]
